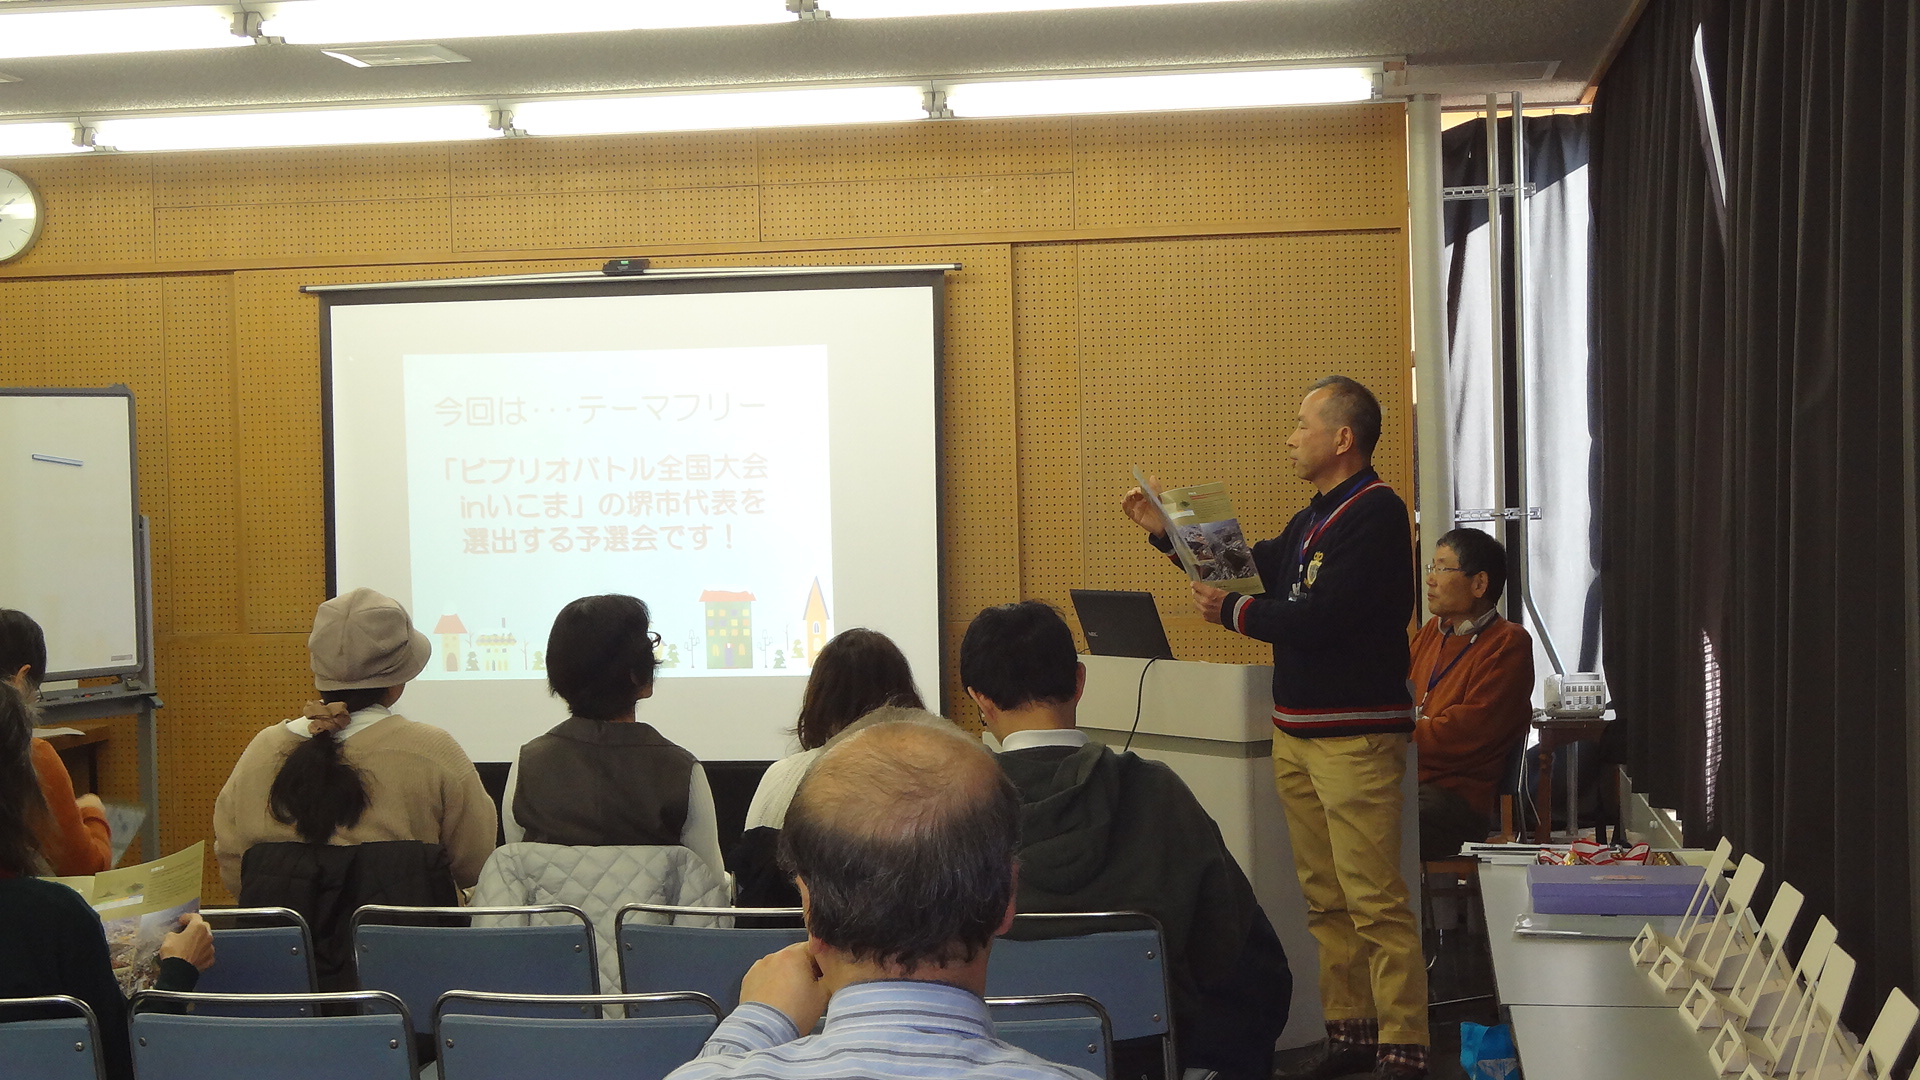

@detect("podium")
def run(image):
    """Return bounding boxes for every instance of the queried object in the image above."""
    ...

[1076,655,1421,1050]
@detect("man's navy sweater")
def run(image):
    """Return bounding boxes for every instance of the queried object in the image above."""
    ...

[1157,467,1416,737]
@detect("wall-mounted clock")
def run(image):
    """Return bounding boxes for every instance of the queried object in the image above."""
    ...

[0,169,45,264]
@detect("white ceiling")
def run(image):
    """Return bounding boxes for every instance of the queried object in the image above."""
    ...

[0,0,1640,122]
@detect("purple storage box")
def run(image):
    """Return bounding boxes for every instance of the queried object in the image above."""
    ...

[1527,864,1707,916]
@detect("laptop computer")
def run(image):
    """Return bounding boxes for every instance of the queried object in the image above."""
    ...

[1069,589,1175,660]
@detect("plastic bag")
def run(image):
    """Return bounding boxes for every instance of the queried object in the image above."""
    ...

[1458,1022,1519,1080]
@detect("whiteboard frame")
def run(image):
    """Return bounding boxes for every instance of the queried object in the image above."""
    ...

[0,386,146,680]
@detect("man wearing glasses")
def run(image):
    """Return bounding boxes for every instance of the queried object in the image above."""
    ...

[1411,530,1534,861]
[1124,375,1427,1080]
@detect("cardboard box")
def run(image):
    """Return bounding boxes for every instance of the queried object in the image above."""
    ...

[1527,864,1708,916]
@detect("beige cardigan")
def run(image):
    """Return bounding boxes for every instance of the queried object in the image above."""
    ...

[212,713,497,897]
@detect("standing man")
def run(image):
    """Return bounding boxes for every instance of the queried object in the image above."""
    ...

[1124,375,1427,1080]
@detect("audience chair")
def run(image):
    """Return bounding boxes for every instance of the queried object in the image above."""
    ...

[988,993,1114,1080]
[1681,880,1803,1030]
[128,989,414,1080]
[0,995,104,1080]
[989,911,1176,1080]
[617,903,807,1015]
[1712,916,1839,1075]
[193,907,318,1014]
[1631,837,1736,966]
[434,990,723,1080]
[351,903,598,1039]
[1650,853,1765,992]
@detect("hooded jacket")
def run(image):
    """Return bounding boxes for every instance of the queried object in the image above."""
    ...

[997,742,1290,1077]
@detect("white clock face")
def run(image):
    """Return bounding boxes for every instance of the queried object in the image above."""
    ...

[0,169,44,263]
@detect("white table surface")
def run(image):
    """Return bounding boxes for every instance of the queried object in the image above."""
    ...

[1480,862,1688,1009]
[1508,1005,1724,1080]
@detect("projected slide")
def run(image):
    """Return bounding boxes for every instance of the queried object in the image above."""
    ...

[325,276,943,763]
[404,347,833,680]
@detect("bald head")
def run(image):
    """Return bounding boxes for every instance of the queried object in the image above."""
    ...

[781,719,1021,971]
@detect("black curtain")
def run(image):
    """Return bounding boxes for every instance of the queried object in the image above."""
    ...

[1591,0,1726,835]
[1593,0,1920,1027]
[1716,0,1916,1028]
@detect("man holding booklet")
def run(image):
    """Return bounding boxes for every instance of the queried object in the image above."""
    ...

[1124,375,1428,1080]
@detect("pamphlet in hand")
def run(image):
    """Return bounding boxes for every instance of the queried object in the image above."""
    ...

[49,840,204,994]
[1132,467,1265,595]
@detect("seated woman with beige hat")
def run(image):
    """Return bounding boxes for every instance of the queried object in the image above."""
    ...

[213,587,496,899]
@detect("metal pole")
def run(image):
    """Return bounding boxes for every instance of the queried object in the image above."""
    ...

[1407,94,1453,620]
[1484,96,1508,580]
[1508,92,1567,675]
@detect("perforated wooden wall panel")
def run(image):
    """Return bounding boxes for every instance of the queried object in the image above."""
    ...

[1072,104,1405,231]
[0,101,1411,876]
[153,145,453,208]
[161,275,240,634]
[450,132,759,196]
[0,153,156,270]
[756,118,1073,184]
[453,187,761,252]
[761,175,1074,242]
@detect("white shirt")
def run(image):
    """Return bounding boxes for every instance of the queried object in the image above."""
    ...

[996,728,1091,752]
[743,749,822,832]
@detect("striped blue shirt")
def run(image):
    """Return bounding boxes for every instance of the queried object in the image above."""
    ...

[666,980,1101,1080]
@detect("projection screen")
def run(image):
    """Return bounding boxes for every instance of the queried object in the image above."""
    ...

[319,268,947,762]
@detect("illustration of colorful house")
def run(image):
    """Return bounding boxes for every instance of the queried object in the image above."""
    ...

[476,619,517,672]
[802,579,830,666]
[432,615,467,672]
[702,590,755,669]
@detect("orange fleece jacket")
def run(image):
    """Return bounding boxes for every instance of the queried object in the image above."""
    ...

[31,738,112,875]
[1409,613,1535,821]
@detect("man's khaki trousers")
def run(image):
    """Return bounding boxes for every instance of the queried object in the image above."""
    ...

[1271,729,1429,1046]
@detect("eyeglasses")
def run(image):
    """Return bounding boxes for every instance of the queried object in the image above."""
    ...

[1423,564,1468,576]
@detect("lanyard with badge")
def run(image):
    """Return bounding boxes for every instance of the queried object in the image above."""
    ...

[1289,479,1389,600]
[1417,625,1482,719]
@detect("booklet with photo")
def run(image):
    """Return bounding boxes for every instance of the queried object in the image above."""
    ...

[49,840,204,995]
[1132,467,1266,595]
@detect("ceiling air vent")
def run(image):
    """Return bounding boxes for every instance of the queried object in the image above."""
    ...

[322,44,471,68]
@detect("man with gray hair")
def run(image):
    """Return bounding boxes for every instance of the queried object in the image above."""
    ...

[666,719,1098,1080]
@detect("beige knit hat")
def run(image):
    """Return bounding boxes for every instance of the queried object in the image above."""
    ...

[309,588,432,691]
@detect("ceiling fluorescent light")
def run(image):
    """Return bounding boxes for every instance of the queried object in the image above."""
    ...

[93,105,496,153]
[943,67,1379,118]
[257,0,786,44]
[823,0,1257,16]
[0,121,87,157]
[0,5,244,61]
[513,86,927,136]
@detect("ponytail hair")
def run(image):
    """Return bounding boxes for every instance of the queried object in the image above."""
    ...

[0,681,51,876]
[267,688,383,844]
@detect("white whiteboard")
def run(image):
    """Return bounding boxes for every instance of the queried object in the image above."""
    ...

[0,389,142,679]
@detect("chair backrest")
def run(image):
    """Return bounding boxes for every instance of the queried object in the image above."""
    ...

[988,913,1174,1079]
[128,989,415,1080]
[352,904,598,1034]
[435,990,723,1080]
[0,995,104,1080]
[194,908,319,1012]
[616,904,807,1014]
[989,994,1113,1080]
